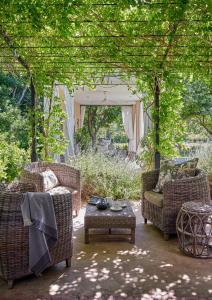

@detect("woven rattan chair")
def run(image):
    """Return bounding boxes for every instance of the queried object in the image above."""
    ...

[20,161,81,216]
[141,169,211,240]
[0,183,73,288]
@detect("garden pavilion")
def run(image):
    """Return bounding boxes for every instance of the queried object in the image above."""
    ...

[54,76,152,160]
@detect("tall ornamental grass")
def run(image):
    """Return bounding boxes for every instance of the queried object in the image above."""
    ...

[194,144,212,176]
[69,152,141,201]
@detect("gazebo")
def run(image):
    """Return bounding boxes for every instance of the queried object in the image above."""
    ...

[53,76,152,160]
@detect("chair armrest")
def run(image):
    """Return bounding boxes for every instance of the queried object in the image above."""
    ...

[48,163,81,191]
[141,169,160,199]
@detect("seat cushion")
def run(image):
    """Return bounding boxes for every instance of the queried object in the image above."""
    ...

[144,191,164,208]
[48,185,78,196]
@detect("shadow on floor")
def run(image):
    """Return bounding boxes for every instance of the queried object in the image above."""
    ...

[1,202,212,300]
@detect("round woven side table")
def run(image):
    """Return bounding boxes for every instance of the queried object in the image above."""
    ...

[176,201,212,258]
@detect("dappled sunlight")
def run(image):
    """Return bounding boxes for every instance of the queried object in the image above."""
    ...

[141,288,176,300]
[160,263,174,268]
[46,201,212,299]
[2,201,212,299]
[117,247,150,257]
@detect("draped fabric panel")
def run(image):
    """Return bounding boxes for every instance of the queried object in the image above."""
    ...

[62,85,75,158]
[44,84,75,162]
[80,106,86,128]
[140,102,145,139]
[121,106,136,152]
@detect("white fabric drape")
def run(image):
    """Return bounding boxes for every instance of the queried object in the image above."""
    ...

[122,106,136,152]
[80,106,86,128]
[44,84,75,162]
[140,102,145,139]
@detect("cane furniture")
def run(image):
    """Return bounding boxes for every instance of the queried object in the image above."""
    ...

[20,161,81,216]
[0,183,73,288]
[177,201,212,258]
[84,201,136,244]
[141,169,211,240]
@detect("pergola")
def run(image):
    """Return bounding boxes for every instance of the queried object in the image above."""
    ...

[0,0,211,166]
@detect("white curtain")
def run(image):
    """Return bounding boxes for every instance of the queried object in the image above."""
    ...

[80,106,86,128]
[140,102,145,139]
[122,106,136,152]
[44,84,75,162]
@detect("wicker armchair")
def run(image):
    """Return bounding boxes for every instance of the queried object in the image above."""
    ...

[141,169,211,240]
[0,184,73,288]
[20,161,81,216]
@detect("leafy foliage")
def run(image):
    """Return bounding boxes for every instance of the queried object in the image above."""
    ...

[0,102,29,149]
[78,106,122,148]
[137,132,155,170]
[75,127,91,151]
[0,72,30,149]
[0,134,29,182]
[69,151,141,200]
[193,144,212,176]
[38,94,68,160]
[0,1,210,164]
[182,81,212,135]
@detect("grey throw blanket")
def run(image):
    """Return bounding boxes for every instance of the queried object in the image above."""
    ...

[21,192,58,275]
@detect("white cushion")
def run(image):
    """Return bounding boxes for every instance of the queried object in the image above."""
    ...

[40,168,59,191]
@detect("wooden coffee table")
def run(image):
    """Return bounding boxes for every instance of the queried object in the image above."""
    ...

[84,201,136,244]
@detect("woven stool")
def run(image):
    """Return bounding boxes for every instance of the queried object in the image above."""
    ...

[176,201,212,258]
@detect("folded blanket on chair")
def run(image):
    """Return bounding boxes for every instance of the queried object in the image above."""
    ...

[21,192,58,275]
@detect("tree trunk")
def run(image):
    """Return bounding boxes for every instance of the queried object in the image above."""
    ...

[30,77,38,162]
[91,133,97,149]
[154,76,160,169]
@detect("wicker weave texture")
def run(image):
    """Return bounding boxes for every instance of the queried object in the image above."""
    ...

[85,204,136,228]
[177,202,212,258]
[0,191,73,284]
[20,161,81,215]
[141,169,211,238]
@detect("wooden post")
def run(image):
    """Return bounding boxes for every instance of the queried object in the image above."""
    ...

[30,77,38,162]
[154,76,160,169]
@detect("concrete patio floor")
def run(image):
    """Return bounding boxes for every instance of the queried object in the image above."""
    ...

[1,202,212,300]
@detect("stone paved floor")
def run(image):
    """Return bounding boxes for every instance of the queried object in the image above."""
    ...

[1,202,212,300]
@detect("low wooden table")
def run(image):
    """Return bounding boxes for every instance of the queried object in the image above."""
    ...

[84,201,136,244]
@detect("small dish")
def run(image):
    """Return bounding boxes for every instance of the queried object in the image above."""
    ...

[110,206,123,212]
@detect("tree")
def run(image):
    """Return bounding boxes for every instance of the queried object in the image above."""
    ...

[84,106,122,148]
[0,71,30,149]
[182,81,212,136]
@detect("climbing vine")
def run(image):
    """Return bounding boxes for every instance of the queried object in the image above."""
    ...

[0,0,210,163]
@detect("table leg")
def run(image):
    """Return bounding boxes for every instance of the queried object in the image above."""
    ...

[109,228,111,234]
[85,228,89,244]
[131,227,135,244]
